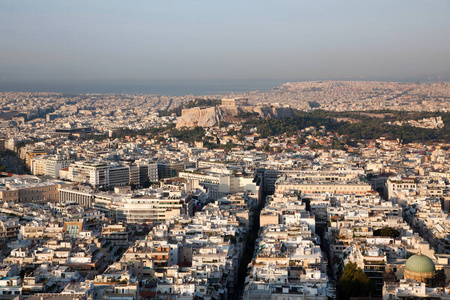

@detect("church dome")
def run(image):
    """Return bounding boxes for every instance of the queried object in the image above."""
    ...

[405,254,436,274]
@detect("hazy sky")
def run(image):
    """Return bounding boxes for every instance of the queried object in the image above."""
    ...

[1,0,450,85]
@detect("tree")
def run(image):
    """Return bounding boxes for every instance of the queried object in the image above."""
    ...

[296,137,305,145]
[167,126,205,142]
[308,101,321,108]
[227,128,237,136]
[337,262,375,300]
[373,227,400,238]
[310,142,326,150]
[142,177,151,188]
[155,136,165,143]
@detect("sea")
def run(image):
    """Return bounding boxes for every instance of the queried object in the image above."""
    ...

[0,76,447,96]
[0,78,289,96]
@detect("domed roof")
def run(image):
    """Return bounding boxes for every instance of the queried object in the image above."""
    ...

[405,254,435,274]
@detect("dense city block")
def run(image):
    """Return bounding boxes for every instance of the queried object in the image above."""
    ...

[1,83,450,300]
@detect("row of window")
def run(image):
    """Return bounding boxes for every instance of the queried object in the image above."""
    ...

[18,194,57,201]
[5,188,57,198]
[394,184,415,189]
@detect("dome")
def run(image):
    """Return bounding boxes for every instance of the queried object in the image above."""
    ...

[405,254,435,274]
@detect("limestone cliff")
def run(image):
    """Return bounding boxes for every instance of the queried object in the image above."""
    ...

[176,104,294,128]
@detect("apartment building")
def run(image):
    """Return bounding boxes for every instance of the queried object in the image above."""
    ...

[101,224,130,247]
[180,170,258,200]
[109,165,130,186]
[30,155,72,178]
[67,161,109,187]
[116,189,193,224]
[157,161,185,179]
[387,176,417,200]
[275,177,373,195]
[25,148,47,167]
[64,161,157,188]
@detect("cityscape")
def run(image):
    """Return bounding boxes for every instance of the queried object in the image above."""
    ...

[1,1,450,300]
[1,86,450,300]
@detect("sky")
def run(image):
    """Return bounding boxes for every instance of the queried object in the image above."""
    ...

[1,0,450,91]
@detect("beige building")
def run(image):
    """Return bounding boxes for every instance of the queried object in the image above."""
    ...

[30,158,47,176]
[0,180,73,204]
[260,211,279,227]
[180,170,259,200]
[275,178,373,195]
[58,186,95,208]
[30,155,72,178]
[25,149,47,167]
[221,98,248,107]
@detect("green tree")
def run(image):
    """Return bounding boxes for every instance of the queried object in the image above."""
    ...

[373,227,400,238]
[337,262,375,300]
[310,142,327,150]
[167,126,205,142]
[155,136,165,143]
[308,101,321,108]
[227,128,237,136]
[296,137,305,145]
[224,142,236,151]
[142,177,151,188]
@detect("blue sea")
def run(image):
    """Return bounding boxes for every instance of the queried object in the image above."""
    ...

[0,78,290,96]
[0,76,447,96]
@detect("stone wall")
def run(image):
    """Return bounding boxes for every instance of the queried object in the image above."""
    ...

[176,105,294,128]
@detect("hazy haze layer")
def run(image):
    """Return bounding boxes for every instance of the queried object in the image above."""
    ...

[1,0,449,91]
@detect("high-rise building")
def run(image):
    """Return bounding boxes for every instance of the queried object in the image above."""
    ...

[157,161,184,180]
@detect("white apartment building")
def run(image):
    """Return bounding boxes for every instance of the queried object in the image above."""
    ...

[67,161,109,187]
[128,164,139,186]
[65,161,157,187]
[429,171,450,180]
[31,155,72,178]
[147,163,158,182]
[257,168,365,194]
[180,171,259,200]
[0,276,22,298]
[387,177,417,200]
[275,177,373,195]
[116,190,192,224]
[93,193,122,220]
